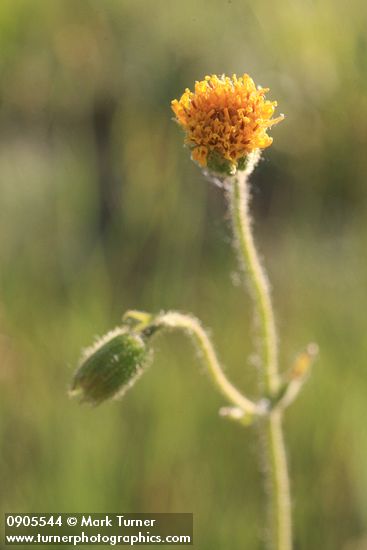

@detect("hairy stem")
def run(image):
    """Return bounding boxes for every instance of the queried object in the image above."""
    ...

[228,169,292,550]
[155,311,259,416]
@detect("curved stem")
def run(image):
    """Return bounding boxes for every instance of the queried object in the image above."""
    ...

[229,170,279,394]
[155,311,259,416]
[228,169,292,550]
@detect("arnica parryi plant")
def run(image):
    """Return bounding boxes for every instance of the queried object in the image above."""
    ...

[70,73,318,550]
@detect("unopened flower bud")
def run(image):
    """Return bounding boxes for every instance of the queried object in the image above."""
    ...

[70,328,150,405]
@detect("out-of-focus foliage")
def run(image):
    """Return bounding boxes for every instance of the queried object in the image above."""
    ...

[1,1,367,548]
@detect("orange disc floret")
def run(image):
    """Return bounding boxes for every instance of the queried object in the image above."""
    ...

[171,74,284,170]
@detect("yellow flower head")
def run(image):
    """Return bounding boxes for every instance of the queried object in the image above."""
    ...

[171,74,284,174]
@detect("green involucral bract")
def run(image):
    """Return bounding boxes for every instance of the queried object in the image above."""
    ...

[236,156,249,171]
[206,149,237,175]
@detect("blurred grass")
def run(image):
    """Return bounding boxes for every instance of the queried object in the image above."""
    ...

[1,0,367,548]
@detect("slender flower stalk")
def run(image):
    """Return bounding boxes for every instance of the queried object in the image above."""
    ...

[153,311,260,416]
[228,168,291,549]
[229,168,280,393]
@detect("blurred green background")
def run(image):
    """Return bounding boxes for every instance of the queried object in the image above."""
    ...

[1,1,367,548]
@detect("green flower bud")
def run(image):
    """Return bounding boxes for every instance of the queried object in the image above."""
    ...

[70,328,150,405]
